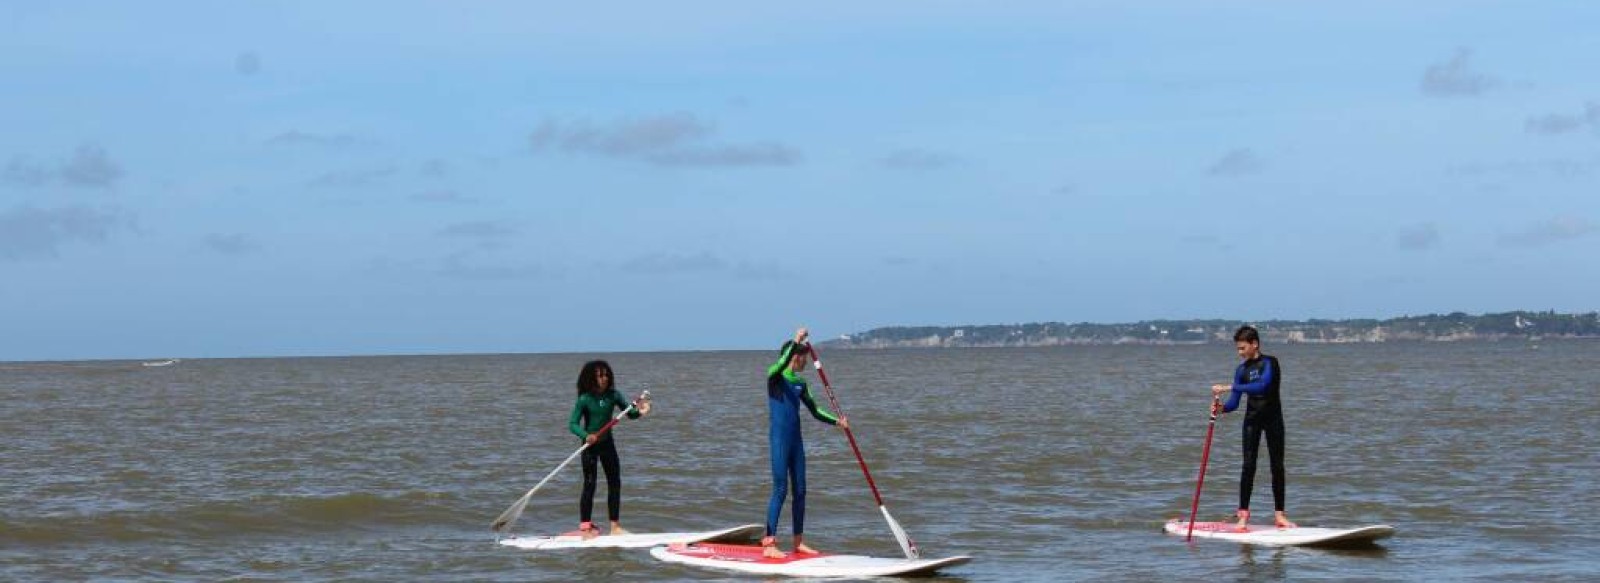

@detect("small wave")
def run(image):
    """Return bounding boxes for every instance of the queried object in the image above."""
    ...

[0,491,461,546]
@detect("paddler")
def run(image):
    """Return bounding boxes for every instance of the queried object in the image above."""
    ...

[1211,325,1297,531]
[761,327,848,558]
[568,360,651,538]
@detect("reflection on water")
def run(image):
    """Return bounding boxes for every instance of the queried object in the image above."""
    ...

[1238,545,1288,580]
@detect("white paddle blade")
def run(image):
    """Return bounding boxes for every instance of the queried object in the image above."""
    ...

[881,505,920,559]
[491,491,534,533]
[490,444,589,533]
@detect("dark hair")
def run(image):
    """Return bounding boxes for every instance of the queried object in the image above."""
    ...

[1233,325,1260,343]
[576,360,614,395]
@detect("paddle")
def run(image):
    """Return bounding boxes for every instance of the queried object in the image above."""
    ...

[490,390,650,535]
[1185,395,1223,541]
[805,342,921,559]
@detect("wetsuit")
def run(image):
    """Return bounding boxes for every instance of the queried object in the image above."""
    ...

[765,343,840,538]
[569,389,640,524]
[1221,354,1286,512]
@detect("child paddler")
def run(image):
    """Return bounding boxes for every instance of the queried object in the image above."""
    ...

[760,327,848,559]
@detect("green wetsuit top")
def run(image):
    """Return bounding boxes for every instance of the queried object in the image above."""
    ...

[568,388,640,441]
[766,343,839,427]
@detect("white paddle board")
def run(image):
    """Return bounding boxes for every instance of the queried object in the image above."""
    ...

[1165,519,1395,546]
[499,523,763,550]
[651,542,972,577]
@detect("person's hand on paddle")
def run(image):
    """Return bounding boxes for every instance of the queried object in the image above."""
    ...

[837,416,849,430]
[794,327,810,345]
[585,433,598,445]
[1211,383,1231,397]
[637,400,652,416]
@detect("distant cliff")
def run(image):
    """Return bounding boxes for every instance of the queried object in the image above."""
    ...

[825,311,1600,348]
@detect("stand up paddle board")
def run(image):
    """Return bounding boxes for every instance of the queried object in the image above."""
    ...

[499,523,763,550]
[1165,519,1395,547]
[650,542,972,577]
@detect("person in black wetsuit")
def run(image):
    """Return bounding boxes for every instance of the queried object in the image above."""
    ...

[568,360,651,539]
[1211,325,1297,531]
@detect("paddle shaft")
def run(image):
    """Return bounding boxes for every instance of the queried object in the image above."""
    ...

[805,344,886,505]
[491,392,647,533]
[1186,396,1223,541]
[805,343,919,558]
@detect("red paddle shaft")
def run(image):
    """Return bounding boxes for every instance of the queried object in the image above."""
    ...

[1186,396,1223,541]
[804,342,920,559]
[804,343,885,505]
[591,393,649,439]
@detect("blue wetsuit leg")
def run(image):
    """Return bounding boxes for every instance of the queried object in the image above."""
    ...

[791,437,807,535]
[766,431,796,536]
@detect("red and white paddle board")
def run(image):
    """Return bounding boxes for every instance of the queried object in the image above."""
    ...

[1165,519,1395,546]
[499,523,763,550]
[650,542,971,577]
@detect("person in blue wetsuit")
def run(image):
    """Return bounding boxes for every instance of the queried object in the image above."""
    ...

[761,327,848,559]
[1211,325,1297,531]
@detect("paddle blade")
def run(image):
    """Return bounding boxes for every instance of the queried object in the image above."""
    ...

[881,505,920,559]
[491,491,534,533]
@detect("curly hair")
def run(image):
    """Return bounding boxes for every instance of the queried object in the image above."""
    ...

[576,360,614,395]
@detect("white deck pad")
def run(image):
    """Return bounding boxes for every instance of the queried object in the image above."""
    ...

[1165,519,1395,547]
[498,523,763,550]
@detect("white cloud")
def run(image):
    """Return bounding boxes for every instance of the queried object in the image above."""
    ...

[0,205,131,260]
[1498,216,1596,248]
[1206,148,1265,177]
[2,144,124,189]
[529,113,800,167]
[1420,49,1500,97]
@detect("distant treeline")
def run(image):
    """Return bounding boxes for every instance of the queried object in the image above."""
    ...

[826,311,1600,348]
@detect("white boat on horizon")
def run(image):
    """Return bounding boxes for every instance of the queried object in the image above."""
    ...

[141,359,180,367]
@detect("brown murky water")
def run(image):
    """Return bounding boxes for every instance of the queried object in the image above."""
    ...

[3,341,1596,581]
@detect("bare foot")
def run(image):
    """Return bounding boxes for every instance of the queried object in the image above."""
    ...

[795,542,820,555]
[579,523,599,540]
[1274,512,1297,529]
[761,536,786,559]
[1234,510,1250,532]
[609,526,631,536]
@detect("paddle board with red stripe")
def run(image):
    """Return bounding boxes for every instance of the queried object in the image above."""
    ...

[499,523,762,550]
[651,542,970,577]
[1165,519,1395,547]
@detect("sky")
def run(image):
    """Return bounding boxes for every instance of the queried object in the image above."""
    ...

[2,1,1597,360]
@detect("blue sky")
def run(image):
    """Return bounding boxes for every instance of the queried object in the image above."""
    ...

[3,1,1597,360]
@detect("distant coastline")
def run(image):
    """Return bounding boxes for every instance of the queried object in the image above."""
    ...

[825,311,1600,349]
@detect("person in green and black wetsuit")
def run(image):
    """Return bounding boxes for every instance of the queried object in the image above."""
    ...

[761,327,848,559]
[570,360,651,539]
[1211,326,1297,531]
